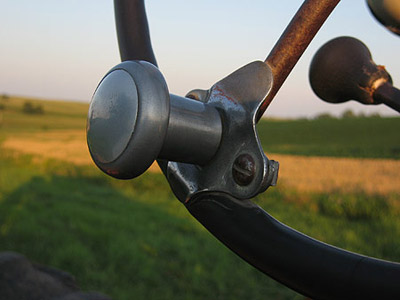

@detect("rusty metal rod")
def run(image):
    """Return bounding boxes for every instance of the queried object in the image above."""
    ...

[257,0,341,121]
[374,81,400,113]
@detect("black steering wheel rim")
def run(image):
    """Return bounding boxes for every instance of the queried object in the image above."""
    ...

[113,1,400,299]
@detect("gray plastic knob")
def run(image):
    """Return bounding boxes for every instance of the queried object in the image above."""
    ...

[87,60,169,179]
[87,60,222,180]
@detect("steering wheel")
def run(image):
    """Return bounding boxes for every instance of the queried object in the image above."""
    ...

[87,1,400,299]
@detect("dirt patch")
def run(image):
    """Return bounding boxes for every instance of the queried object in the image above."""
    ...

[2,130,91,166]
[2,130,399,196]
[1,130,161,172]
[269,153,400,196]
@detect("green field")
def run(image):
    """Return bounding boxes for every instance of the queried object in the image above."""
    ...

[1,96,399,159]
[0,97,399,299]
[258,117,400,159]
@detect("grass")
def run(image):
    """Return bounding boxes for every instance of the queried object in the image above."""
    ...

[1,151,399,299]
[0,96,399,299]
[257,117,400,159]
[0,152,302,300]
[0,96,87,136]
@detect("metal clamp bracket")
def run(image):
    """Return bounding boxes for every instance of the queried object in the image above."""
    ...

[167,61,279,202]
[87,60,278,201]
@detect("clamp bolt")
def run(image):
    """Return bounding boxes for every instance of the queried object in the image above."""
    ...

[232,154,256,186]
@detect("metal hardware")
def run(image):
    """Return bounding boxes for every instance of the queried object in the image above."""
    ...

[374,81,400,112]
[257,0,340,120]
[160,93,222,164]
[232,154,256,186]
[167,61,279,202]
[87,60,222,179]
[87,60,278,200]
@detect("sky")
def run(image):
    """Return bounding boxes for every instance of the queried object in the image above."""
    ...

[1,0,399,118]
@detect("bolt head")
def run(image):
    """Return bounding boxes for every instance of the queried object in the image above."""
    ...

[232,154,256,186]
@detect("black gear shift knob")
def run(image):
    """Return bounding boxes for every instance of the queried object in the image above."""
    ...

[309,36,392,105]
[367,0,400,36]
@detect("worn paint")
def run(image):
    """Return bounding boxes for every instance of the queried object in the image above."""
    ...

[212,85,237,105]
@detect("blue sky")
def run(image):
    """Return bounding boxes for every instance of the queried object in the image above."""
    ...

[1,0,399,118]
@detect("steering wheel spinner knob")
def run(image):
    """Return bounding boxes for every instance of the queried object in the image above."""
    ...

[87,60,223,179]
[87,60,169,179]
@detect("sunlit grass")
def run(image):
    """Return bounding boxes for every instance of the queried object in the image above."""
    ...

[1,151,399,299]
